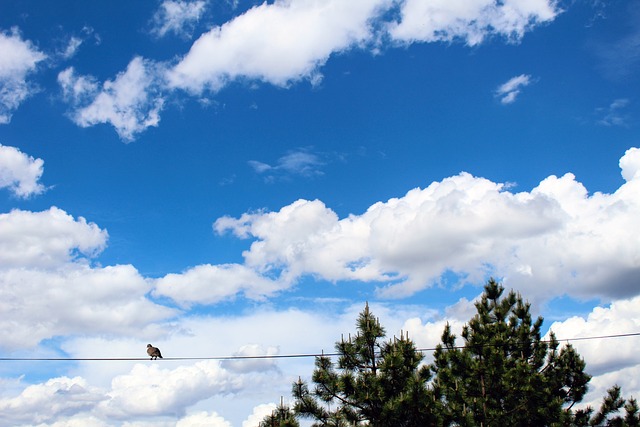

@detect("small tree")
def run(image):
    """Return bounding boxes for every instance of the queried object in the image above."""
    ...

[259,397,299,427]
[566,386,640,427]
[430,278,591,426]
[291,303,438,426]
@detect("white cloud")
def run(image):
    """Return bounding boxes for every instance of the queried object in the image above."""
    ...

[0,207,176,350]
[546,295,640,407]
[100,361,243,418]
[151,0,207,38]
[0,264,176,349]
[153,263,290,306]
[54,0,560,138]
[215,148,640,303]
[495,74,532,104]
[0,207,107,268]
[388,0,558,45]
[0,144,45,197]
[58,57,165,142]
[0,28,46,123]
[242,404,278,427]
[0,304,417,426]
[620,147,640,182]
[6,299,638,426]
[61,37,83,60]
[167,0,391,92]
[176,412,231,427]
[167,0,559,94]
[0,377,104,426]
[0,363,240,426]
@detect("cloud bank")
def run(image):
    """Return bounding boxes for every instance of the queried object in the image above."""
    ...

[215,147,640,302]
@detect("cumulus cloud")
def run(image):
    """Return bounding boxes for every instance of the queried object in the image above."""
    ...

[58,57,165,141]
[620,147,640,182]
[0,207,106,268]
[0,377,104,426]
[0,304,418,426]
[388,0,558,45]
[55,0,559,138]
[546,295,640,408]
[0,29,46,123]
[167,0,558,94]
[166,0,392,92]
[0,144,45,197]
[153,263,289,307]
[0,207,176,350]
[2,297,639,426]
[0,363,240,426]
[151,0,207,39]
[101,361,243,418]
[215,148,640,302]
[0,264,176,349]
[495,74,532,104]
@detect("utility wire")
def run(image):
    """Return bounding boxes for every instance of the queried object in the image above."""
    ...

[0,332,638,362]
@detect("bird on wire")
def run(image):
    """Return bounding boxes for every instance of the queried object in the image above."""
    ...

[147,344,163,360]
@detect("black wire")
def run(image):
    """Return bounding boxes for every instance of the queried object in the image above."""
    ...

[0,332,637,362]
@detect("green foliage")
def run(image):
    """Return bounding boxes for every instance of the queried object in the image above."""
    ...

[258,398,299,427]
[431,278,591,426]
[292,303,437,426]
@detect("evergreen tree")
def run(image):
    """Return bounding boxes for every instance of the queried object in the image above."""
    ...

[260,279,638,427]
[564,386,640,427]
[291,303,437,426]
[258,397,299,427]
[430,278,591,427]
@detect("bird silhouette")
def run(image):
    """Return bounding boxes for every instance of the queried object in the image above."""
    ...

[147,344,163,360]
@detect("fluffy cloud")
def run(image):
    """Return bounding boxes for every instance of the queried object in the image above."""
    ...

[546,295,640,408]
[58,57,165,141]
[388,0,558,45]
[54,0,559,139]
[495,74,532,104]
[0,144,45,197]
[0,362,241,426]
[620,147,640,182]
[0,207,176,350]
[166,0,392,92]
[0,303,419,426]
[151,0,207,38]
[0,264,176,349]
[0,207,106,268]
[168,0,559,94]
[101,362,243,418]
[153,263,289,306]
[215,148,640,303]
[0,377,104,426]
[0,29,46,124]
[4,298,639,426]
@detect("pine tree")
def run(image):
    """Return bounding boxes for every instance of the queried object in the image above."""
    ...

[430,278,591,427]
[291,303,438,426]
[259,397,299,427]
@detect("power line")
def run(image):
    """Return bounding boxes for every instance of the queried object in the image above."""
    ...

[0,332,638,362]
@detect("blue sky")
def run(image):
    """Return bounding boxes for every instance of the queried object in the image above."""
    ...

[0,0,639,425]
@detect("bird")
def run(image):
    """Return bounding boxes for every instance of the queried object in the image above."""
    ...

[147,344,163,360]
